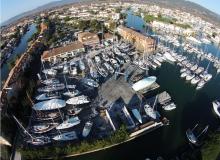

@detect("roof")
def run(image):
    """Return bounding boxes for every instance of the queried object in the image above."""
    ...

[104,33,114,40]
[78,31,99,44]
[42,41,84,59]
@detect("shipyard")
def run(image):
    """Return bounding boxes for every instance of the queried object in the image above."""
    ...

[1,1,220,160]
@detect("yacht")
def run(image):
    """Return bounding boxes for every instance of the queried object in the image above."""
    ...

[162,103,176,111]
[56,116,81,130]
[63,90,80,97]
[191,64,198,71]
[153,59,161,67]
[180,68,186,73]
[37,83,65,92]
[66,95,90,105]
[144,104,157,119]
[131,109,142,124]
[82,121,93,137]
[33,99,66,111]
[180,70,190,78]
[196,80,206,90]
[41,78,59,85]
[67,107,82,116]
[212,100,220,118]
[195,67,204,74]
[186,73,195,81]
[202,73,212,82]
[163,52,176,63]
[35,92,61,101]
[53,131,78,141]
[191,76,200,85]
[82,78,99,88]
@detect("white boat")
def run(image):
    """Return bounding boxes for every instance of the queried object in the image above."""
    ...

[82,78,99,88]
[31,123,58,134]
[180,70,190,78]
[103,62,114,74]
[33,99,66,111]
[212,100,220,118]
[97,65,108,77]
[56,116,81,130]
[203,73,212,82]
[35,92,61,101]
[66,84,76,89]
[132,76,156,92]
[53,131,78,141]
[195,67,204,74]
[191,64,198,71]
[164,52,176,63]
[82,121,93,137]
[37,83,65,92]
[63,90,80,97]
[162,103,176,111]
[63,64,69,74]
[131,109,142,124]
[79,60,85,71]
[153,59,161,67]
[41,78,60,85]
[196,80,206,90]
[180,68,186,73]
[67,107,82,116]
[42,69,57,76]
[94,56,101,64]
[191,76,200,85]
[26,137,51,146]
[186,73,195,81]
[66,95,90,105]
[144,104,157,119]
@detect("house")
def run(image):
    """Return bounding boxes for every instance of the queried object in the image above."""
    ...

[78,31,100,47]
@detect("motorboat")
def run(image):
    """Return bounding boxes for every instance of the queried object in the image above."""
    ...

[82,121,93,137]
[82,78,99,88]
[37,83,65,92]
[41,78,60,85]
[69,67,77,76]
[97,65,108,77]
[196,80,206,90]
[202,73,212,82]
[131,109,142,124]
[94,56,101,64]
[53,131,78,141]
[30,123,58,134]
[186,73,195,81]
[163,52,176,63]
[79,60,85,71]
[35,92,61,101]
[191,76,200,85]
[66,84,76,89]
[103,62,114,74]
[63,64,69,74]
[63,90,80,97]
[56,116,81,130]
[26,137,51,146]
[144,104,157,119]
[180,68,187,73]
[42,69,57,76]
[33,99,66,111]
[66,95,90,105]
[212,100,220,118]
[195,67,204,74]
[180,70,190,78]
[67,107,82,116]
[162,102,176,111]
[191,64,198,71]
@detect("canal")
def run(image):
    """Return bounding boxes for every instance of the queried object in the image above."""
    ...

[1,23,37,83]
[66,12,220,160]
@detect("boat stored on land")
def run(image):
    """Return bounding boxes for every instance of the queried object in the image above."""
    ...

[33,99,66,111]
[82,121,93,137]
[56,116,81,130]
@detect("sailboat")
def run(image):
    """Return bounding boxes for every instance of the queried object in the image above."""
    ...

[53,131,78,141]
[82,121,93,137]
[12,115,51,145]
[56,116,81,130]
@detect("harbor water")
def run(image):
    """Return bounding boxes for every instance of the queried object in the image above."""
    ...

[1,23,37,83]
[65,12,220,159]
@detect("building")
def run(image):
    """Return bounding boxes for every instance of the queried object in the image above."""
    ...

[41,41,84,62]
[78,31,100,47]
[104,33,114,42]
[117,25,155,53]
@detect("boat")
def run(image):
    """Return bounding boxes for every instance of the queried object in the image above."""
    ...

[69,66,77,76]
[103,62,114,74]
[53,131,78,141]
[66,95,90,105]
[144,104,157,119]
[212,100,220,118]
[191,76,200,85]
[79,60,85,71]
[33,112,61,121]
[42,69,57,76]
[30,123,58,134]
[180,70,190,78]
[67,107,82,116]
[63,64,69,74]
[191,64,198,71]
[186,73,195,81]
[82,78,99,88]
[82,121,93,137]
[163,52,176,63]
[186,124,209,146]
[35,92,61,101]
[162,102,176,111]
[56,116,81,130]
[131,109,142,124]
[97,65,108,77]
[63,90,80,97]
[26,137,51,146]
[202,73,212,82]
[180,68,186,73]
[66,84,76,89]
[132,76,157,92]
[41,78,60,85]
[195,67,204,74]
[37,83,65,92]
[33,99,66,111]
[196,80,206,90]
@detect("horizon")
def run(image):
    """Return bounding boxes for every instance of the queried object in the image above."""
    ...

[1,0,220,24]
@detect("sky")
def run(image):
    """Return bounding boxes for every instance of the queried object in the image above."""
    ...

[0,0,220,23]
